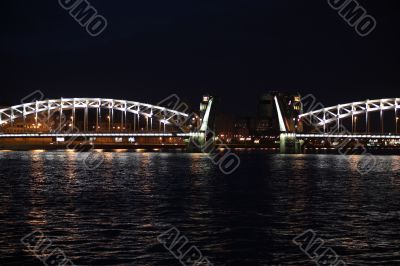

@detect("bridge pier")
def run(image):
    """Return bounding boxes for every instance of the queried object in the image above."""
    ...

[187,132,208,152]
[280,133,303,154]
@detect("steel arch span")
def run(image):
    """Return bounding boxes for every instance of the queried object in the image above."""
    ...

[0,98,188,127]
[299,98,400,130]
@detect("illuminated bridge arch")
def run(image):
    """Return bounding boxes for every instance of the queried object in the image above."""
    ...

[0,98,189,132]
[299,98,400,133]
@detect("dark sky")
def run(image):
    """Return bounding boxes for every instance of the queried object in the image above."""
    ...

[1,0,399,115]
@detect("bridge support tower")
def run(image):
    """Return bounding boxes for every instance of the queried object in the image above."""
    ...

[188,95,215,152]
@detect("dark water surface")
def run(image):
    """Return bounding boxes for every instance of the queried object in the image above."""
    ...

[1,151,400,265]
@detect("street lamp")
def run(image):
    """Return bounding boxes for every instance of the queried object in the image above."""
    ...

[396,117,399,134]
[354,116,357,133]
[107,115,111,132]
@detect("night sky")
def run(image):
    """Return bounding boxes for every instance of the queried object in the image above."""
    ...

[1,0,399,115]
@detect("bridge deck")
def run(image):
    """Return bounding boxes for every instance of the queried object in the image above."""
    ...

[0,132,199,138]
[295,133,400,139]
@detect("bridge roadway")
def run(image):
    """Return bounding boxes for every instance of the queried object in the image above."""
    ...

[0,132,200,138]
[294,133,400,139]
[0,132,399,139]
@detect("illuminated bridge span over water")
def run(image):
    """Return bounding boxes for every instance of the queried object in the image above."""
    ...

[298,98,400,134]
[271,97,400,153]
[0,95,399,153]
[0,98,189,132]
[0,97,215,150]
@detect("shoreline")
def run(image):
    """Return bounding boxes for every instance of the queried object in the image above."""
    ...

[0,144,399,155]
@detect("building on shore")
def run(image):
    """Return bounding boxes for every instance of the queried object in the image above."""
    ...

[229,91,303,143]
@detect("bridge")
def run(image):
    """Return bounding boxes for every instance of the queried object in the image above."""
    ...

[1,95,399,153]
[0,97,212,150]
[298,98,399,134]
[0,98,189,131]
[270,96,400,153]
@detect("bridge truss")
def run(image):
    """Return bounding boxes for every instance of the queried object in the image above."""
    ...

[0,98,189,133]
[299,98,400,133]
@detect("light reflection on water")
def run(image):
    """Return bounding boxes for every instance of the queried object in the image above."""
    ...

[0,152,399,265]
